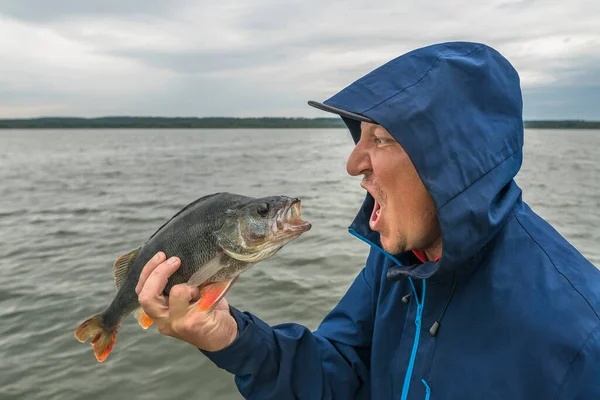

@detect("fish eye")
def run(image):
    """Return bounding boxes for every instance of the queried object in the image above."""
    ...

[257,202,270,217]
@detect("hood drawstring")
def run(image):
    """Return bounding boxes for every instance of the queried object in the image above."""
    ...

[429,274,457,337]
[399,274,456,337]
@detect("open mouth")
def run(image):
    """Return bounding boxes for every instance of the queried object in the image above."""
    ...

[369,198,381,230]
[276,199,311,233]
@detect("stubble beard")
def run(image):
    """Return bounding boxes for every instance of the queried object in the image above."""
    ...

[381,232,408,255]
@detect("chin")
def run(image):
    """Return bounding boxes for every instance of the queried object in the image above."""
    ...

[380,234,406,255]
[379,236,393,253]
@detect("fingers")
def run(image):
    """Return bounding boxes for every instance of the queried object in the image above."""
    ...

[138,256,181,318]
[143,256,181,297]
[169,284,202,319]
[136,252,166,295]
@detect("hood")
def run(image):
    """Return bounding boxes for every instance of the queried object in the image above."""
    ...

[312,42,524,279]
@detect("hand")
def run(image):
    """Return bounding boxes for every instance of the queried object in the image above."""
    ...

[136,252,239,352]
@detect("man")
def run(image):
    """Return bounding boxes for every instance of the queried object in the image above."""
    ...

[136,42,600,399]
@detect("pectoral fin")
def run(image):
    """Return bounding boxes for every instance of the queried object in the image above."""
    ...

[197,277,238,311]
[186,254,226,287]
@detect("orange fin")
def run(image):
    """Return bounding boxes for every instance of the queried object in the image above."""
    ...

[74,314,119,363]
[134,307,153,329]
[198,277,238,311]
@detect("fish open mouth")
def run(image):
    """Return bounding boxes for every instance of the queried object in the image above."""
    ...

[275,199,311,234]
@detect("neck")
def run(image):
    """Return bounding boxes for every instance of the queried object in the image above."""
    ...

[422,237,443,261]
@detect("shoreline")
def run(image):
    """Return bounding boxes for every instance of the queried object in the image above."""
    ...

[0,117,599,129]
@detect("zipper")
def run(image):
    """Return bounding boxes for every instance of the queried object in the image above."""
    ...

[401,278,426,400]
[348,229,427,400]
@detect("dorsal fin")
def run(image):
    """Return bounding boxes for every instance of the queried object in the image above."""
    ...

[144,192,224,243]
[113,248,141,290]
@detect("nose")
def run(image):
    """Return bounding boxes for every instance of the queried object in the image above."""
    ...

[346,140,371,177]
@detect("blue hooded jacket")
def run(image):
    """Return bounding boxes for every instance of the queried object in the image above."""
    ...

[203,42,600,399]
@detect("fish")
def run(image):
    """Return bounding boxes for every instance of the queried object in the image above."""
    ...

[74,192,311,362]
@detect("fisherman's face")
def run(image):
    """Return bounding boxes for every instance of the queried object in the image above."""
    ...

[346,122,441,255]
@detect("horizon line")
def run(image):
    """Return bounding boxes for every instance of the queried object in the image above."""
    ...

[0,116,598,122]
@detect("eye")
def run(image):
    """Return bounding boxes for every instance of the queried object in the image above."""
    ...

[257,202,270,216]
[374,136,388,144]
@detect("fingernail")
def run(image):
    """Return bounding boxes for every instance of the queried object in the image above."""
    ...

[154,252,162,261]
[167,257,178,265]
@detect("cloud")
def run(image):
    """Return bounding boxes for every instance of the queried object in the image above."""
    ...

[0,0,598,119]
[0,14,178,117]
[0,0,173,23]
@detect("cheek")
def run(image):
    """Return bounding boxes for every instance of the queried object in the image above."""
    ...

[379,159,417,202]
[246,221,273,241]
[385,165,432,226]
[405,185,438,234]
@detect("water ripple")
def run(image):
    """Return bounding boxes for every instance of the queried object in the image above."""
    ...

[0,128,597,400]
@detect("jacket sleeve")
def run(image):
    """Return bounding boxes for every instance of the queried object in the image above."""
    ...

[201,255,378,399]
[556,324,600,400]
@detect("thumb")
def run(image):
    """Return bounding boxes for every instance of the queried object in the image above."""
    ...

[168,284,201,319]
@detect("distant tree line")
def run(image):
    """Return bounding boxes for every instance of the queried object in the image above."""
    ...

[523,120,600,129]
[0,117,346,129]
[0,117,598,129]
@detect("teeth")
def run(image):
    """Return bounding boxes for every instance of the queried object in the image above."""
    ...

[376,210,380,216]
[280,203,302,225]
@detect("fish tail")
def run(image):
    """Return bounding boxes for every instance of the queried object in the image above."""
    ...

[74,314,119,362]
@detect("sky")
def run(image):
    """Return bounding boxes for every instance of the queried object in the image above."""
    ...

[0,0,599,120]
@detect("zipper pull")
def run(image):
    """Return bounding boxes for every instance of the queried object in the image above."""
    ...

[415,304,423,327]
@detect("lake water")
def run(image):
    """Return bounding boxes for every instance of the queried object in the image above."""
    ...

[0,128,598,399]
